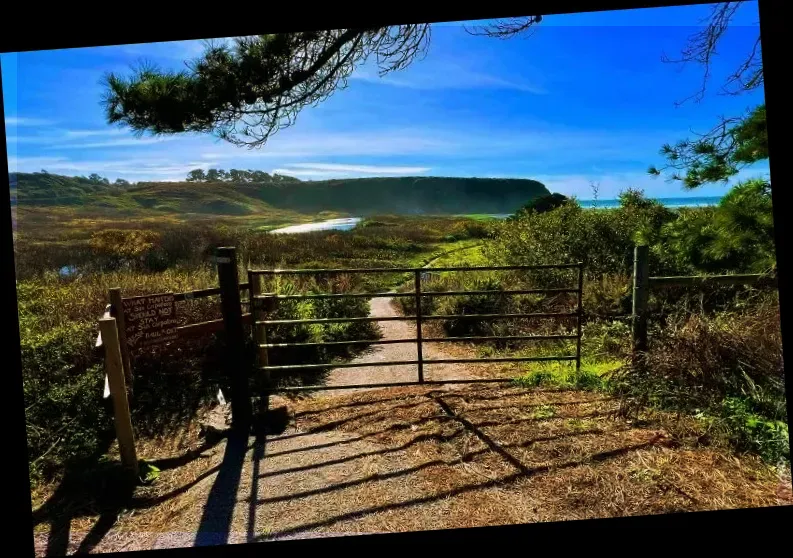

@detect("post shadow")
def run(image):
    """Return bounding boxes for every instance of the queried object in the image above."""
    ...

[194,430,249,547]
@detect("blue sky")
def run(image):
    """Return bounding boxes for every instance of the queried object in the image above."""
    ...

[2,2,768,199]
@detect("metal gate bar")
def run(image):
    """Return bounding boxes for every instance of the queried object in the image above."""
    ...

[250,262,584,393]
[249,263,582,275]
[258,287,579,301]
[262,355,578,372]
[261,334,579,349]
[257,311,578,326]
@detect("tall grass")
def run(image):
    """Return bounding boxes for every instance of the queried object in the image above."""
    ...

[610,295,787,462]
[18,265,234,477]
[403,188,784,463]
[14,215,481,280]
[18,215,482,484]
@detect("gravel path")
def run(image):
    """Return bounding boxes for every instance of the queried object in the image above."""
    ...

[319,296,485,396]
[319,244,491,395]
[39,383,791,554]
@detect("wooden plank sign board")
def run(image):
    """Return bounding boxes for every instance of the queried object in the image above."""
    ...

[122,293,179,349]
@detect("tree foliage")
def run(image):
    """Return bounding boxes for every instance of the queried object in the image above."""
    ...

[654,178,775,273]
[103,27,432,147]
[487,191,675,277]
[662,2,762,105]
[487,182,774,278]
[513,192,568,216]
[185,168,295,183]
[648,104,768,189]
[648,3,767,188]
[11,171,131,203]
[186,169,206,182]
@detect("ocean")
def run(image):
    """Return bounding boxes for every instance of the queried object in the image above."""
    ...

[578,196,722,209]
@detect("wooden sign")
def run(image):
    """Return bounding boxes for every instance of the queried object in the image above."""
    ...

[121,293,179,349]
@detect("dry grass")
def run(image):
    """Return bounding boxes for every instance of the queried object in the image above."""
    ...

[33,384,790,554]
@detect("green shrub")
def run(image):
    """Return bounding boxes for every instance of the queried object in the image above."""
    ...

[655,179,775,274]
[581,319,632,358]
[574,369,605,390]
[256,279,379,388]
[513,193,569,216]
[609,300,786,462]
[18,263,382,485]
[514,365,606,391]
[486,192,677,279]
[514,370,558,388]
[710,397,789,462]
[583,275,631,317]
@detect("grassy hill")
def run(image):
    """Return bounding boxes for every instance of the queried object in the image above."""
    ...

[11,172,550,217]
[228,176,550,215]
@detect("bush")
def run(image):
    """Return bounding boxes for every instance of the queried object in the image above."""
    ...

[583,274,631,317]
[18,262,382,485]
[514,365,605,391]
[88,229,161,271]
[609,298,787,462]
[485,193,675,279]
[581,319,632,358]
[253,278,379,389]
[711,397,789,463]
[513,193,569,216]
[18,270,224,484]
[655,179,775,274]
[22,323,110,482]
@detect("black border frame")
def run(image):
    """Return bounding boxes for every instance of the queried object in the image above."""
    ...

[3,1,789,556]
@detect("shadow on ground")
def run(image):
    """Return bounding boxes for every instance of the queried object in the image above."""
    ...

[32,385,787,554]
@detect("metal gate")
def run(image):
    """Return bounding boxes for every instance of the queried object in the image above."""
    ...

[248,263,583,393]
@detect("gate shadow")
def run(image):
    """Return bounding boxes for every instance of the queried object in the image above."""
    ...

[245,390,666,541]
[33,387,665,554]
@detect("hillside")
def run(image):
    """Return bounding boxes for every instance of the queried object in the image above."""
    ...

[10,172,130,205]
[11,172,549,216]
[231,176,550,215]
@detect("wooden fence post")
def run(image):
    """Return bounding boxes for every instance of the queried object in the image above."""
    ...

[217,247,252,431]
[99,317,139,477]
[575,262,584,374]
[632,245,650,353]
[109,288,133,395]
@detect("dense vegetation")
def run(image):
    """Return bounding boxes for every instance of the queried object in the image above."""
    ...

[11,172,132,204]
[233,176,548,215]
[13,171,548,216]
[398,179,785,463]
[14,169,784,495]
[185,168,299,183]
[16,214,487,484]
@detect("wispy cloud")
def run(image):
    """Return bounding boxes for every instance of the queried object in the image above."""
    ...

[10,128,137,145]
[55,136,179,149]
[115,39,209,61]
[63,128,127,139]
[7,156,67,173]
[200,129,452,159]
[351,67,546,94]
[10,155,215,181]
[4,116,53,127]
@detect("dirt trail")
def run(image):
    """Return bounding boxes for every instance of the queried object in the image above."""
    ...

[41,384,791,554]
[320,296,485,395]
[320,243,489,396]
